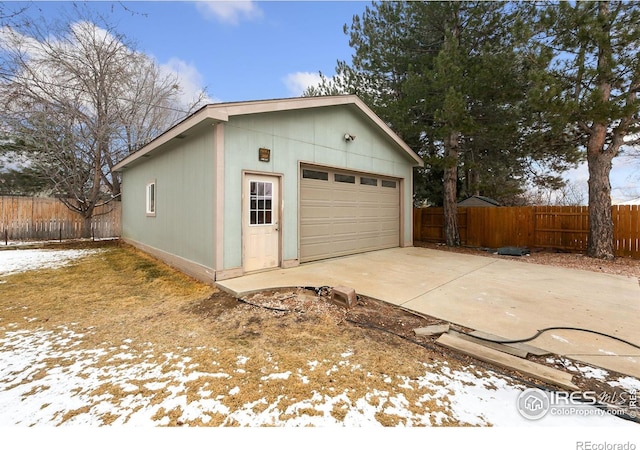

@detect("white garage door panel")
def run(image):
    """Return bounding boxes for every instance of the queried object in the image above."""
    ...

[300,166,400,263]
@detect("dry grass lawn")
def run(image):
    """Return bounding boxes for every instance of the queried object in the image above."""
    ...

[1,243,480,426]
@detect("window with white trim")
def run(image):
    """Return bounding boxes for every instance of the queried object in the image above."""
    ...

[146,181,156,216]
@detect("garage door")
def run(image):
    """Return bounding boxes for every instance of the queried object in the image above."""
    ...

[300,165,400,263]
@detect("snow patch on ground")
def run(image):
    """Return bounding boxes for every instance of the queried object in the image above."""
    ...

[578,365,610,380]
[0,249,102,277]
[0,324,635,427]
[0,248,638,429]
[610,377,640,392]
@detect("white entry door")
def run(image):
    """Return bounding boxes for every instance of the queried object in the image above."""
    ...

[243,174,280,272]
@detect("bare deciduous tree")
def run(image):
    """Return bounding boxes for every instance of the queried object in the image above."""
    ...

[0,16,207,236]
[523,181,586,207]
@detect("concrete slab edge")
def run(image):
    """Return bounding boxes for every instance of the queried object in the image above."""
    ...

[447,330,529,359]
[414,324,450,337]
[215,283,315,298]
[436,333,579,391]
[469,330,553,356]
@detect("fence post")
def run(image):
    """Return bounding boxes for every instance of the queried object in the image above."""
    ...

[413,208,421,241]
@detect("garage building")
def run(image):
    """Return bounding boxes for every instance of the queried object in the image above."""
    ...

[113,95,423,282]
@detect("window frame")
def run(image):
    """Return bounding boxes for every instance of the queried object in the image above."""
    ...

[302,169,329,181]
[248,180,274,226]
[360,176,378,186]
[334,173,356,184]
[146,181,156,216]
[381,180,397,189]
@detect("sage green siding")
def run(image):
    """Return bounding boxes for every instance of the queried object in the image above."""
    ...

[120,103,417,276]
[222,105,415,269]
[121,127,215,268]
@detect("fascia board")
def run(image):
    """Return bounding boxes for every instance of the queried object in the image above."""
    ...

[113,107,228,171]
[350,96,424,167]
[217,95,356,116]
[220,95,423,167]
[114,95,423,170]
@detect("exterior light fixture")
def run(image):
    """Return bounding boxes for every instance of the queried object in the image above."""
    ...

[344,133,356,142]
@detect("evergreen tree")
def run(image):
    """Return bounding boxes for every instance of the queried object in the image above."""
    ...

[306,1,581,245]
[537,1,640,259]
[0,137,53,196]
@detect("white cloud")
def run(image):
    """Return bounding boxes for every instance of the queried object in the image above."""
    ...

[611,155,640,202]
[195,1,263,25]
[2,19,215,118]
[562,155,640,204]
[283,71,323,97]
[159,57,218,107]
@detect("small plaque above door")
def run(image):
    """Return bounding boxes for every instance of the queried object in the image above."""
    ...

[259,147,271,162]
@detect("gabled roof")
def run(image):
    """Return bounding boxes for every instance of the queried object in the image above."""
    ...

[458,195,501,206]
[113,95,423,171]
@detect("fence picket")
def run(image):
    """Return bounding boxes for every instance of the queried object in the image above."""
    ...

[414,205,638,259]
[0,196,121,242]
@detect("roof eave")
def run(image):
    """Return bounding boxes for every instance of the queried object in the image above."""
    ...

[113,106,228,171]
[217,95,422,166]
[113,95,424,171]
[349,96,423,167]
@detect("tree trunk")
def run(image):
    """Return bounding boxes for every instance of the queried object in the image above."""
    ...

[111,172,121,199]
[586,123,614,260]
[463,149,480,198]
[585,2,615,260]
[468,168,480,197]
[443,131,460,247]
[81,213,93,240]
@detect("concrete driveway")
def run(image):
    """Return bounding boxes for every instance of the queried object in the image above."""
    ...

[217,247,640,378]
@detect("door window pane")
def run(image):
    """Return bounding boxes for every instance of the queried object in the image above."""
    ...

[249,181,274,225]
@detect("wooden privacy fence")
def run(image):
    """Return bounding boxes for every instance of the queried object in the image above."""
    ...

[0,196,121,241]
[414,205,640,258]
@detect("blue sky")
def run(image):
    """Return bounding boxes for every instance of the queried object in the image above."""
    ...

[6,1,640,201]
[14,1,364,102]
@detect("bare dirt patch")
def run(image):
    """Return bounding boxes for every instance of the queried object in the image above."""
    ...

[231,287,640,422]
